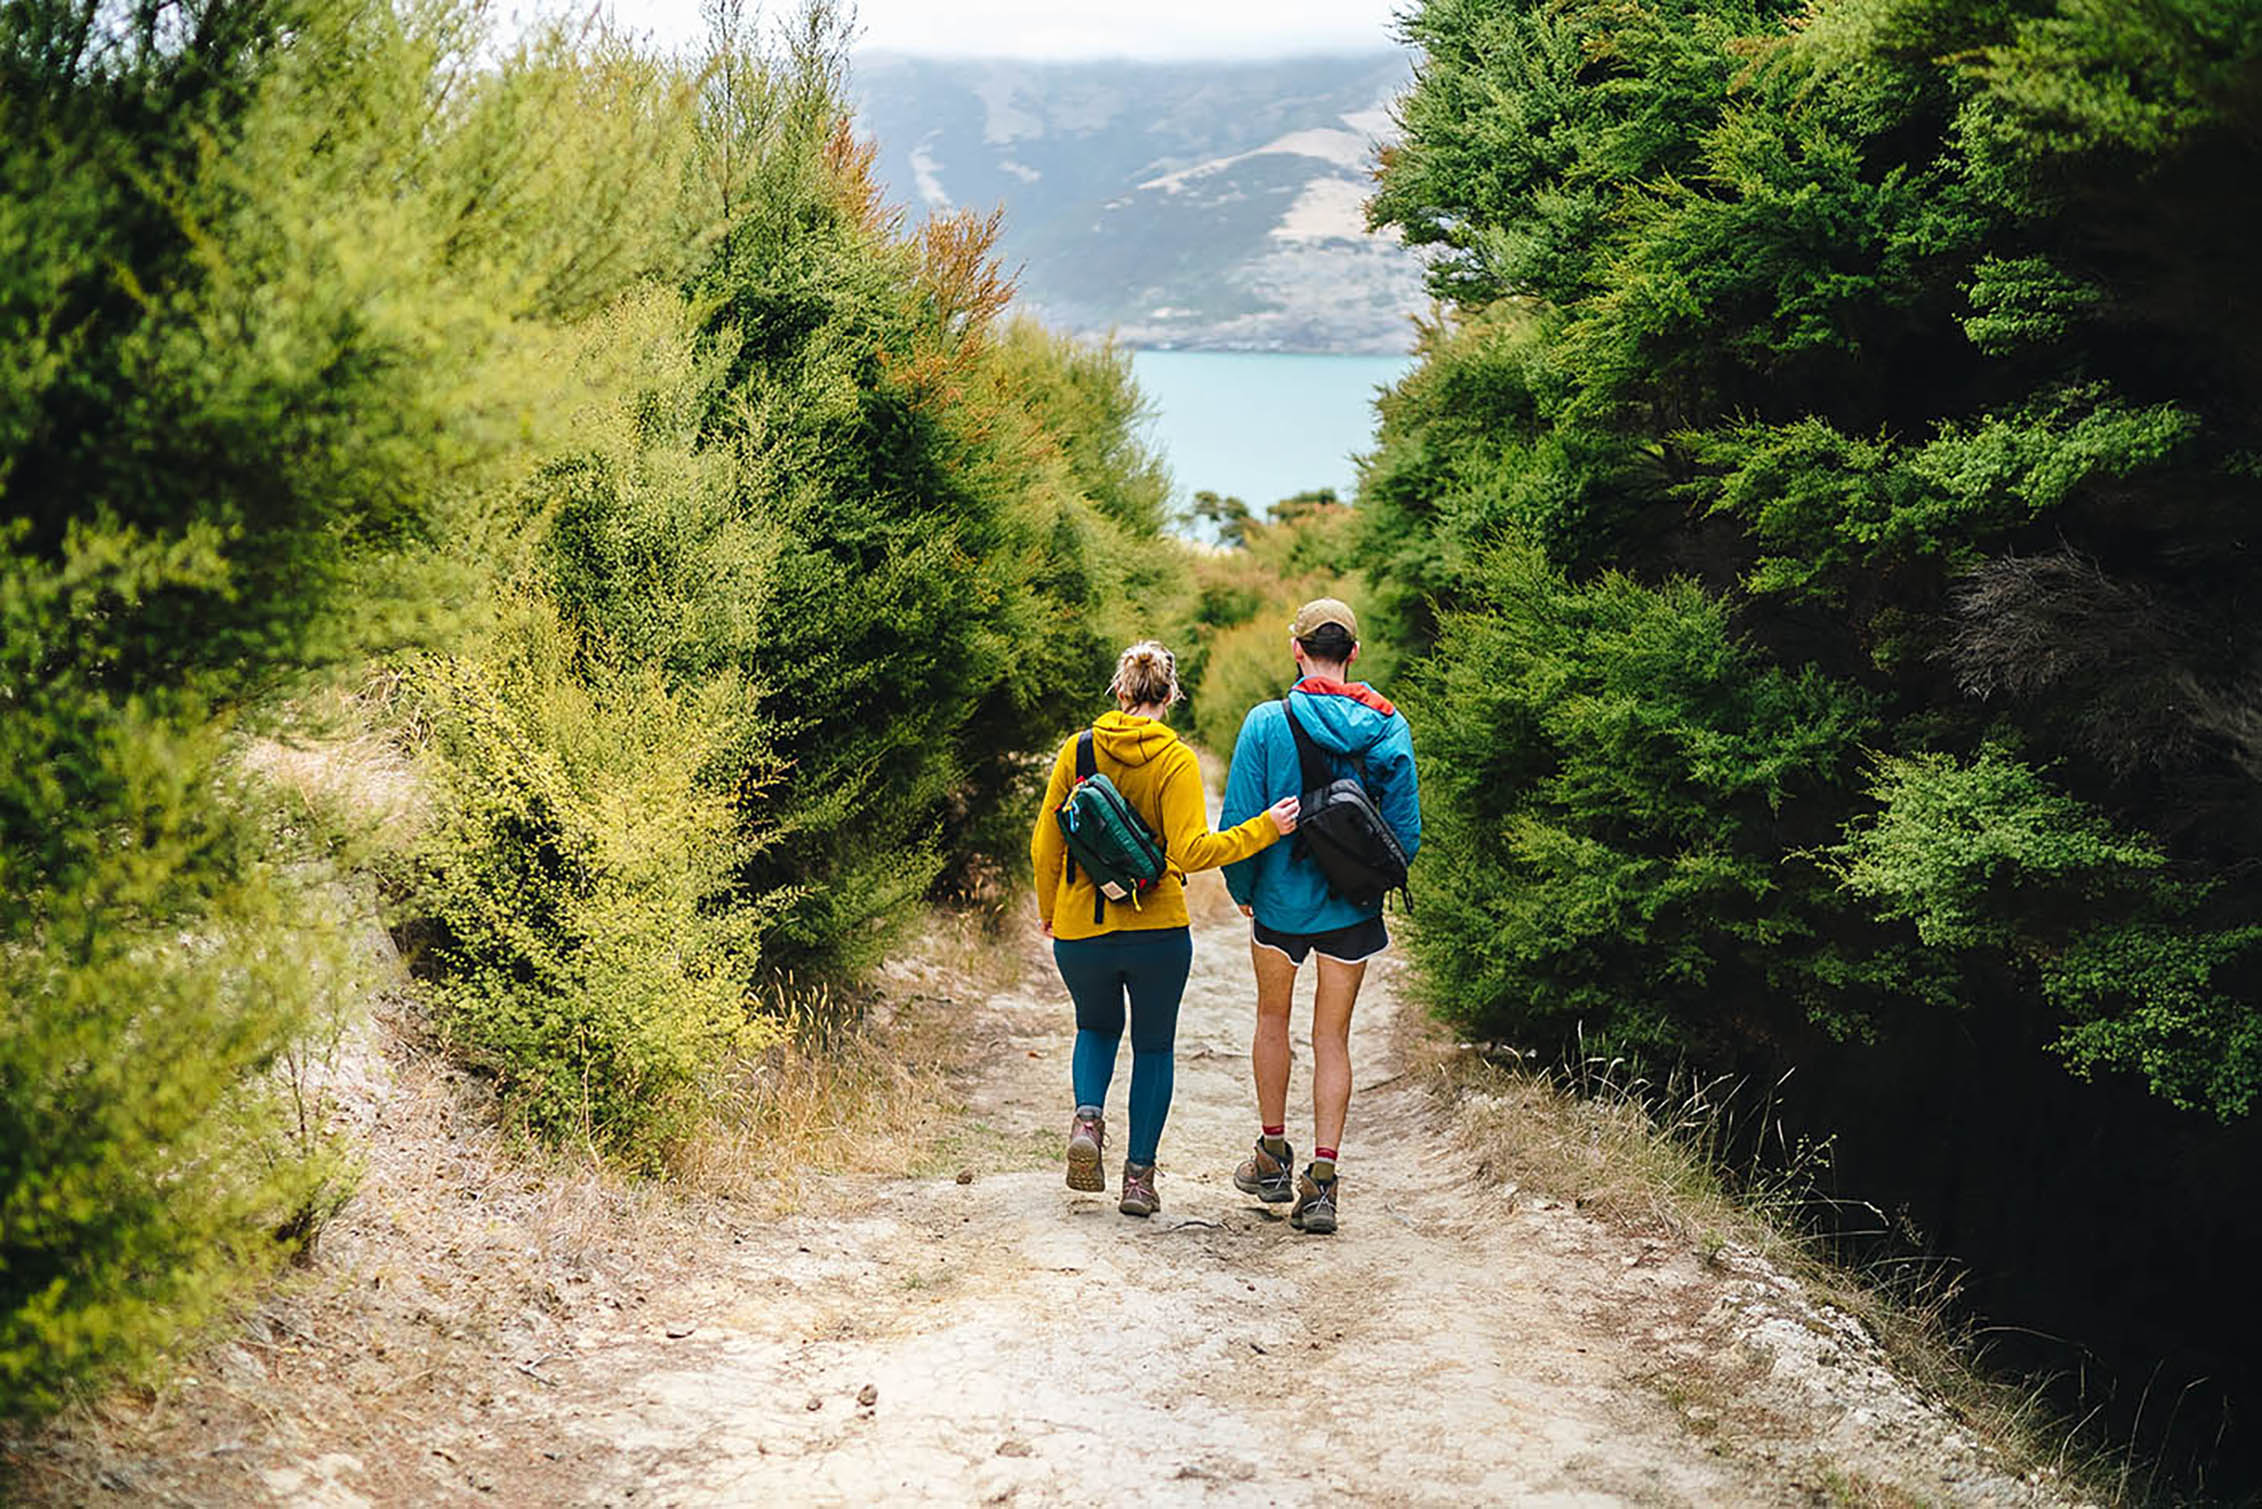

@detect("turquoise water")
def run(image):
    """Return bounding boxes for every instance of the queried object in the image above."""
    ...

[1129,351,1416,521]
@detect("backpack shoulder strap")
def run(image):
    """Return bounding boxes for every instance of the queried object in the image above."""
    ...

[1280,694,1334,793]
[1077,729,1103,926]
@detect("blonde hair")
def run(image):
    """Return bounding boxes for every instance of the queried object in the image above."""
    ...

[1110,640,1181,710]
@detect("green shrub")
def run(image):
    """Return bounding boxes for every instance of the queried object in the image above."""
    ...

[678,36,1188,966]
[401,12,1189,1147]
[1,0,724,1414]
[1368,0,2262,1111]
[1834,748,2262,1118]
[0,530,365,1417]
[1406,545,1888,1056]
[409,593,775,1163]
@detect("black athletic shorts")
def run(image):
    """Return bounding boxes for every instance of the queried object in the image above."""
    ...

[1251,915,1389,966]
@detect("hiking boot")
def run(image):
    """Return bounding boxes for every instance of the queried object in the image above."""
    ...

[1119,1160,1160,1217]
[1066,1108,1105,1192]
[1233,1139,1296,1204]
[1289,1166,1338,1234]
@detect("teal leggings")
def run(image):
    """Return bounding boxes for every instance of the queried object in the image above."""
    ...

[1052,927,1192,1166]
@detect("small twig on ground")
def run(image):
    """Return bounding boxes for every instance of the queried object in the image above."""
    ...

[1169,1219,1221,1231]
[1357,1070,1412,1094]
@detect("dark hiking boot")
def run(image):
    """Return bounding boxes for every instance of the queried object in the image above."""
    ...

[1233,1139,1295,1204]
[1290,1167,1338,1234]
[1119,1160,1160,1217]
[1066,1108,1105,1192]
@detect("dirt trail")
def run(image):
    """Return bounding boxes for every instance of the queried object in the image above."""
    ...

[538,875,1896,1506]
[16,873,2076,1506]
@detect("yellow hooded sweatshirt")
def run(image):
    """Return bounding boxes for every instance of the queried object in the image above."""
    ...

[1030,711,1282,940]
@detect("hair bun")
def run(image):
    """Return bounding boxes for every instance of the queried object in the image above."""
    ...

[1110,640,1183,709]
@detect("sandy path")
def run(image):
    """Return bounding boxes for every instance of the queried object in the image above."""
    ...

[561,871,1792,1507]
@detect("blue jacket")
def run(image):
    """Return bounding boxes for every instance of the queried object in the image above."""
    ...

[1221,678,1420,934]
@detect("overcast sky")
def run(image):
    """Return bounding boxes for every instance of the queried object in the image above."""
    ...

[602,0,1407,60]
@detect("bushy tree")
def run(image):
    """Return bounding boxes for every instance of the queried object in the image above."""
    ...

[678,15,1181,968]
[1370,0,2262,1115]
[1368,0,2262,1477]
[0,0,489,1415]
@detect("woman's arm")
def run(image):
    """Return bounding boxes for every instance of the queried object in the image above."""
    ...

[1029,740,1077,930]
[1157,748,1292,876]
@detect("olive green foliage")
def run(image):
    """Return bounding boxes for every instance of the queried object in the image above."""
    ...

[0,0,497,1415]
[405,8,1178,1136]
[1,0,1178,1414]
[1171,490,1396,754]
[405,294,781,1161]
[1369,0,2262,1116]
[673,22,1178,964]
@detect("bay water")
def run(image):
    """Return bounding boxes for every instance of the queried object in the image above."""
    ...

[1129,350,1416,522]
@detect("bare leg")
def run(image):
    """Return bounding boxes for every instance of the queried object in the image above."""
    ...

[1310,955,1367,1152]
[1250,941,1298,1131]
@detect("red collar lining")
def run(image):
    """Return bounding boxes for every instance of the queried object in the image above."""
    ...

[1293,676,1396,718]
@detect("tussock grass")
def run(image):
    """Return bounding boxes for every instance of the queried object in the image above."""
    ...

[1422,1031,2127,1505]
[673,906,1029,1205]
[670,998,955,1205]
[237,676,430,847]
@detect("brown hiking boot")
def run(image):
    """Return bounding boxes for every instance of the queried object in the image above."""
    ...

[1289,1166,1338,1234]
[1233,1139,1296,1204]
[1119,1160,1160,1217]
[1066,1108,1105,1192]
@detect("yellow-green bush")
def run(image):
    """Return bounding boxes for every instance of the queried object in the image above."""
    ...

[1173,495,1398,753]
[409,594,776,1164]
[402,286,783,1161]
[0,0,728,1415]
[0,0,499,1416]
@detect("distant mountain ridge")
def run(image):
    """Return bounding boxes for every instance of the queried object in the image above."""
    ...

[850,52,1427,354]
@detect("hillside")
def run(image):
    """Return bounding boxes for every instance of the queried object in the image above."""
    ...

[851,52,1428,354]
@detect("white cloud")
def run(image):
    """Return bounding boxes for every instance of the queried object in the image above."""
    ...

[602,0,1404,60]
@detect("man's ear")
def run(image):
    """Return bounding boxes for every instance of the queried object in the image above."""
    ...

[1347,642,1362,666]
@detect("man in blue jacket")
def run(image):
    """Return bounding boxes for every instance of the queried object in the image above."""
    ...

[1220,597,1419,1234]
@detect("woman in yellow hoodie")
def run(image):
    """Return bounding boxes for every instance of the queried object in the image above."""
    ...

[1030,641,1298,1217]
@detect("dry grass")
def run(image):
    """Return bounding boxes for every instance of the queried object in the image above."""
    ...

[2,986,725,1506]
[672,902,1034,1203]
[1418,1030,2125,1506]
[236,675,429,844]
[1438,1051,1797,1250]
[1402,995,2126,1502]
[2,894,1036,1506]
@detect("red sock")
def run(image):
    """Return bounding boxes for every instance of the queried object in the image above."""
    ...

[1314,1146,1338,1166]
[1262,1125,1285,1139]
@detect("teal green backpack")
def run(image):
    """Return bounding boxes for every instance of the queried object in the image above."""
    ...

[1056,731,1168,924]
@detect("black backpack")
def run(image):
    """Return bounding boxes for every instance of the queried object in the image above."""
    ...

[1282,695,1411,911]
[1056,730,1169,925]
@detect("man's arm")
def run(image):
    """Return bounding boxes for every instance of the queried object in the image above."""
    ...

[1378,716,1421,864]
[1219,706,1270,908]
